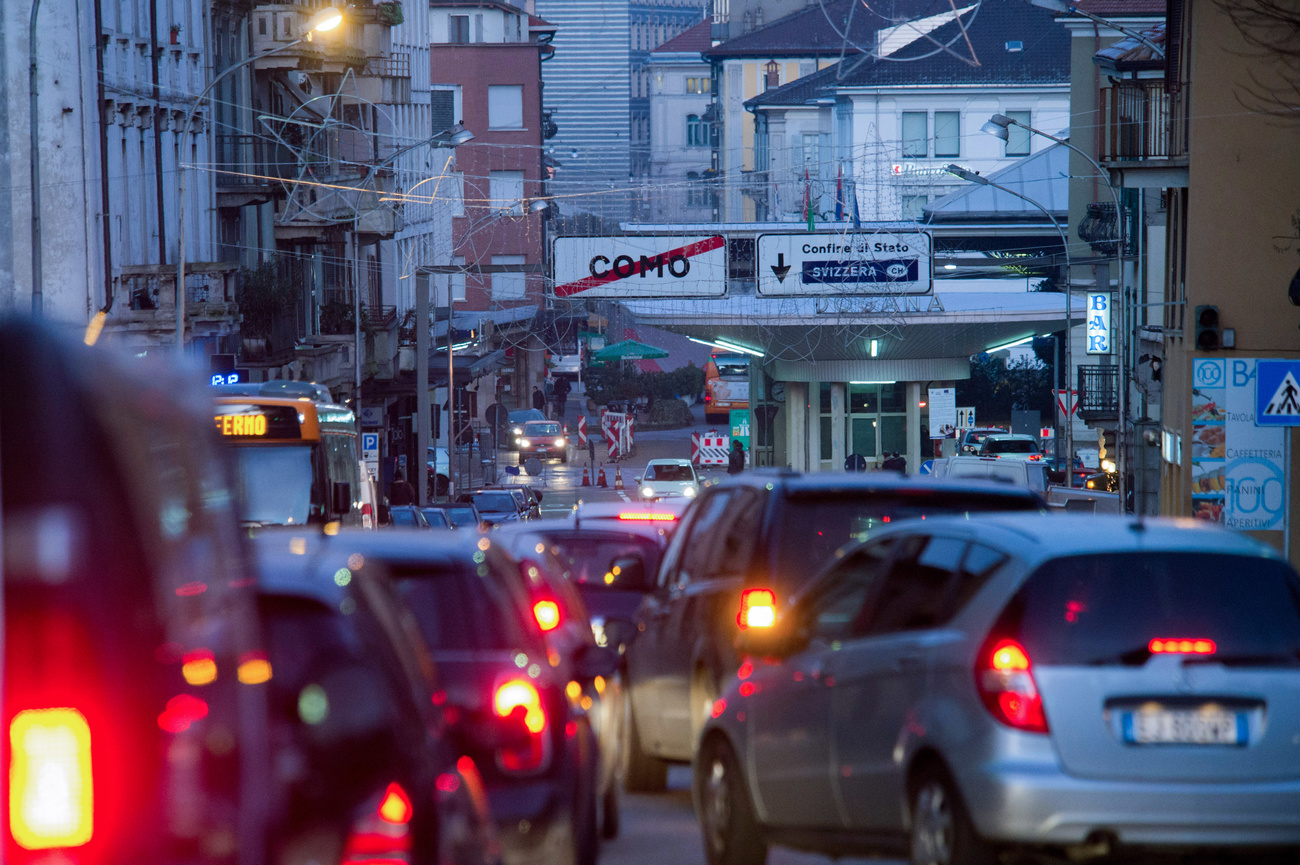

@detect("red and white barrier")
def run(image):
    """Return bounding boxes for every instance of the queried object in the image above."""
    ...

[691,432,730,466]
[577,415,588,446]
[602,411,634,460]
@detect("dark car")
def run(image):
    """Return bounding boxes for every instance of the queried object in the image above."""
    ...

[623,470,1047,791]
[425,501,484,530]
[314,532,618,865]
[507,409,548,450]
[1,320,271,865]
[421,507,455,529]
[494,485,544,520]
[388,505,433,529]
[460,491,525,526]
[252,535,498,865]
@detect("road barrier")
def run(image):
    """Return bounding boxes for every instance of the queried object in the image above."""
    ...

[691,431,730,466]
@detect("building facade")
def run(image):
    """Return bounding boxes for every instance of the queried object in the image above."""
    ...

[646,20,717,222]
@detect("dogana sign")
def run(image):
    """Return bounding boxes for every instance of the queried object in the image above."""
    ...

[552,235,728,298]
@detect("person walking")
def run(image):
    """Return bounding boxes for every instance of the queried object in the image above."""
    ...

[531,385,546,416]
[389,470,415,506]
[554,376,571,418]
[727,439,745,475]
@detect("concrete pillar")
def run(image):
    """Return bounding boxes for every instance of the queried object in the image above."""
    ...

[785,381,807,471]
[808,379,822,469]
[830,382,846,469]
[906,381,921,474]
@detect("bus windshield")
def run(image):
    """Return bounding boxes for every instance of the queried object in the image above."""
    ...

[233,446,313,526]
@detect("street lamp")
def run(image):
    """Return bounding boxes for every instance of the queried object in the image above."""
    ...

[981,112,1129,503]
[945,164,1078,483]
[174,7,344,351]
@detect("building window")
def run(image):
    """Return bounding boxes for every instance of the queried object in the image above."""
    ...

[686,114,707,147]
[934,111,960,157]
[491,255,526,300]
[449,15,469,42]
[1005,110,1031,156]
[902,111,928,158]
[686,77,710,94]
[489,170,525,214]
[488,85,524,130]
[902,194,928,220]
[436,257,467,306]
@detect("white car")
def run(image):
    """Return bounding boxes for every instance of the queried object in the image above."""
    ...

[426,446,450,495]
[637,459,700,499]
[977,433,1044,462]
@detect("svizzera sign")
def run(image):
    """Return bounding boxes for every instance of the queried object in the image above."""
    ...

[552,235,727,298]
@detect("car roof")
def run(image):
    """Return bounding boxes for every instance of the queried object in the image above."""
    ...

[714,469,1046,501]
[862,513,1282,563]
[523,419,557,425]
[574,498,690,521]
[646,458,693,466]
[985,433,1036,440]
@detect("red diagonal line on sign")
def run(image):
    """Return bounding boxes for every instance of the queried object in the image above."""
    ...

[554,235,725,298]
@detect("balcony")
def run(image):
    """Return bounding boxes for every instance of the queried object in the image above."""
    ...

[1099,80,1189,188]
[215,134,284,207]
[355,53,412,104]
[1077,365,1120,422]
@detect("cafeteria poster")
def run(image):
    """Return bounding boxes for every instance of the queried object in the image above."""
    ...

[1191,358,1285,529]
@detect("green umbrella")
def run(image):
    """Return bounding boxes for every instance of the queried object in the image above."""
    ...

[591,339,669,362]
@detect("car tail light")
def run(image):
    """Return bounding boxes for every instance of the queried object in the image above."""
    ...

[616,511,675,522]
[976,639,1048,734]
[737,589,776,629]
[492,679,549,773]
[1149,638,1217,655]
[9,708,94,850]
[532,599,561,632]
[341,782,413,865]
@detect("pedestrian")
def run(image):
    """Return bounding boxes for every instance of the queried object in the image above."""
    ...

[389,470,415,506]
[554,376,571,418]
[881,451,907,473]
[531,385,546,415]
[727,438,745,475]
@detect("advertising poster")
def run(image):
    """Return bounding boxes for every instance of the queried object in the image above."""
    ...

[928,388,956,439]
[1191,358,1286,529]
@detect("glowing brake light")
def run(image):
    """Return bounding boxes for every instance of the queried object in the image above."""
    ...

[9,708,94,850]
[533,599,562,632]
[737,589,776,629]
[617,511,675,522]
[494,680,545,734]
[378,782,413,824]
[976,638,1048,734]
[1149,638,1217,655]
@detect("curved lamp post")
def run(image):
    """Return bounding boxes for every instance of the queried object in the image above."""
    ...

[981,113,1129,504]
[945,164,1077,483]
[174,6,344,351]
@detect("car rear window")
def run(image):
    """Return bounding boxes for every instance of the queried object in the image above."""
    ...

[393,566,524,651]
[775,492,1039,591]
[544,534,663,590]
[471,492,516,512]
[1001,553,1300,666]
[985,438,1037,454]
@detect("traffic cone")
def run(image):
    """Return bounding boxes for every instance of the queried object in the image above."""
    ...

[581,466,590,487]
[597,465,608,487]
[614,468,624,491]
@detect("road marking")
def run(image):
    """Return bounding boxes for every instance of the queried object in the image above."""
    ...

[617,492,631,502]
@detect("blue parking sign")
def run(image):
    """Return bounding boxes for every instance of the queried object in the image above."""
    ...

[1255,360,1300,426]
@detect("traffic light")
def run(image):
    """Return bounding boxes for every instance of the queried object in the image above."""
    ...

[1195,305,1221,351]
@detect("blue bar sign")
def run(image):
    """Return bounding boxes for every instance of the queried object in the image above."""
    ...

[1086,293,1111,355]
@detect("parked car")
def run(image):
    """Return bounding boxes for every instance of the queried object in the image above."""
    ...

[253,534,498,865]
[977,433,1043,461]
[571,498,691,531]
[493,484,544,520]
[623,470,1046,791]
[957,427,1006,454]
[697,514,1300,865]
[388,504,433,529]
[424,501,484,530]
[1,320,272,865]
[934,455,1049,493]
[507,409,547,450]
[459,490,526,526]
[517,421,568,463]
[637,459,701,499]
[313,532,619,865]
[421,506,455,529]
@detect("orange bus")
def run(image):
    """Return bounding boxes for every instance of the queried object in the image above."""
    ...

[704,353,750,426]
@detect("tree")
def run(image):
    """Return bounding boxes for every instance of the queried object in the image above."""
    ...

[237,258,294,339]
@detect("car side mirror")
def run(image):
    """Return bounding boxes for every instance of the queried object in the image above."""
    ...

[575,644,621,680]
[609,555,648,589]
[332,482,352,516]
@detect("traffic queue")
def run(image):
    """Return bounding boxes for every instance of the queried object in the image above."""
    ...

[5,321,1300,865]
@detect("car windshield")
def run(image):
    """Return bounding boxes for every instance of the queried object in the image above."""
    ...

[1006,553,1300,666]
[985,438,1037,454]
[776,492,1039,591]
[232,445,313,525]
[525,423,561,436]
[471,492,517,512]
[645,464,694,482]
[542,534,663,591]
[509,410,545,425]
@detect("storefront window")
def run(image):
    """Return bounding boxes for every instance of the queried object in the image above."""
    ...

[849,384,878,414]
[881,415,908,456]
[880,383,906,413]
[820,382,832,414]
[821,416,832,458]
[851,417,877,457]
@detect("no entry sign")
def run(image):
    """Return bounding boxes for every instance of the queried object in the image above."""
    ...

[552,235,728,298]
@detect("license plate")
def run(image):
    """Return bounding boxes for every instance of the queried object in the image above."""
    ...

[1121,709,1246,745]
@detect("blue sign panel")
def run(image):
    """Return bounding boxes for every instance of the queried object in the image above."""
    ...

[1255,360,1300,426]
[801,259,918,285]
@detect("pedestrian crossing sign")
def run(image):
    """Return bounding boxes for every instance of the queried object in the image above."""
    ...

[1255,360,1300,426]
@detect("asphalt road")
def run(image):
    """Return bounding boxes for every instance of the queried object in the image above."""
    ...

[600,767,906,865]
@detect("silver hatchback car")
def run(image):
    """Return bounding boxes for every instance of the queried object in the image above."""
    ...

[695,515,1300,865]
